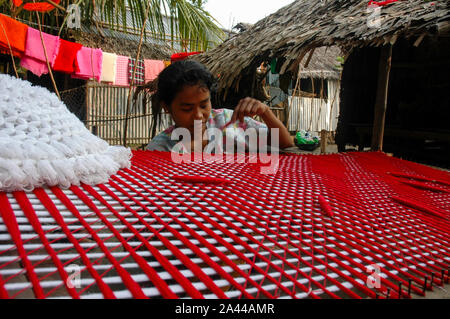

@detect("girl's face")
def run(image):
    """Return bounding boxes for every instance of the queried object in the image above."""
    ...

[166,84,212,137]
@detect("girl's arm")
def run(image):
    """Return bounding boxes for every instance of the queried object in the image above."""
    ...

[231,97,294,149]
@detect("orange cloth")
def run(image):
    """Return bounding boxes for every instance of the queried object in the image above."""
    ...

[12,0,60,12]
[163,60,171,68]
[0,14,28,58]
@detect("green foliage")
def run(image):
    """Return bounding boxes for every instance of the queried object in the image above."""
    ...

[188,0,208,8]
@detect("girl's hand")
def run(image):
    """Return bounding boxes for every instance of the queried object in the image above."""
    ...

[231,97,270,124]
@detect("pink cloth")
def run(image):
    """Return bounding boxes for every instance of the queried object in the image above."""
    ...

[144,59,165,83]
[72,46,103,82]
[114,55,130,86]
[20,27,60,77]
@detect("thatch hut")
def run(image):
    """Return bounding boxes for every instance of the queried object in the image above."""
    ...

[260,45,342,134]
[195,0,450,165]
[284,45,342,134]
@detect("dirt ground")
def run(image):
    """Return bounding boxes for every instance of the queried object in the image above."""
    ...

[412,284,450,299]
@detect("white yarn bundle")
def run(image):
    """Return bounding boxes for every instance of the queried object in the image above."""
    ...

[0,74,132,192]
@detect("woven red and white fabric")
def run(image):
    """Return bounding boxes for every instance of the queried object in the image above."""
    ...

[128,58,145,86]
[0,150,448,299]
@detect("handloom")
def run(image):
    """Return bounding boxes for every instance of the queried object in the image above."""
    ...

[0,150,448,299]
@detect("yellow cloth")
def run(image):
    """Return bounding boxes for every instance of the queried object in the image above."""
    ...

[100,52,117,83]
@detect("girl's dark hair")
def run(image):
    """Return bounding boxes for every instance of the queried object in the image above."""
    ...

[157,60,214,106]
[135,60,215,139]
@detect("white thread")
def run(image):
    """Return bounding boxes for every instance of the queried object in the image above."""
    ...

[0,74,131,192]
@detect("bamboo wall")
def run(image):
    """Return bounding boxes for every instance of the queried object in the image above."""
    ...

[287,79,340,133]
[85,83,172,146]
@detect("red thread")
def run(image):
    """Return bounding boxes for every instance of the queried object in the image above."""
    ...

[97,182,217,299]
[205,172,380,298]
[0,193,45,298]
[130,159,333,299]
[13,191,80,299]
[1,151,449,299]
[110,170,262,298]
[388,172,450,187]
[318,195,334,218]
[81,183,190,299]
[319,191,439,294]
[114,171,235,299]
[123,163,290,298]
[171,175,231,184]
[399,180,450,193]
[60,186,149,299]
[391,195,448,220]
[0,273,9,299]
[33,188,117,299]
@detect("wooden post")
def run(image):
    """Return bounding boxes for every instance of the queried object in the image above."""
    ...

[123,2,151,147]
[320,130,328,154]
[371,44,393,151]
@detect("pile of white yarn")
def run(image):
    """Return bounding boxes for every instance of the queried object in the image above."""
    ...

[0,74,132,192]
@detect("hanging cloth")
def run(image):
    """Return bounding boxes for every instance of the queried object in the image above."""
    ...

[12,0,61,12]
[72,46,103,82]
[52,39,82,74]
[0,14,28,58]
[128,58,145,85]
[270,58,277,74]
[114,55,130,87]
[100,52,118,83]
[20,27,60,77]
[144,59,165,83]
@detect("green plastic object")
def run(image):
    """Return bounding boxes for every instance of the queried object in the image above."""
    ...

[294,130,320,151]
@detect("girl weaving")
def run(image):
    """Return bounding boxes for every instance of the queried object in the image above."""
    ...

[142,60,293,154]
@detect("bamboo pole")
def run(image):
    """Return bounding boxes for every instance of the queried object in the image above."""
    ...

[320,129,328,154]
[371,44,393,151]
[308,75,315,131]
[328,73,342,134]
[123,1,151,147]
[287,67,302,131]
[42,0,66,12]
[0,20,19,78]
[33,3,61,100]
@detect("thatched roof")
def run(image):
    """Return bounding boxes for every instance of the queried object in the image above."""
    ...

[75,28,174,60]
[233,22,253,33]
[297,45,341,80]
[195,0,450,92]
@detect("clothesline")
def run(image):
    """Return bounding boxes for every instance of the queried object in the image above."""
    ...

[0,13,201,87]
